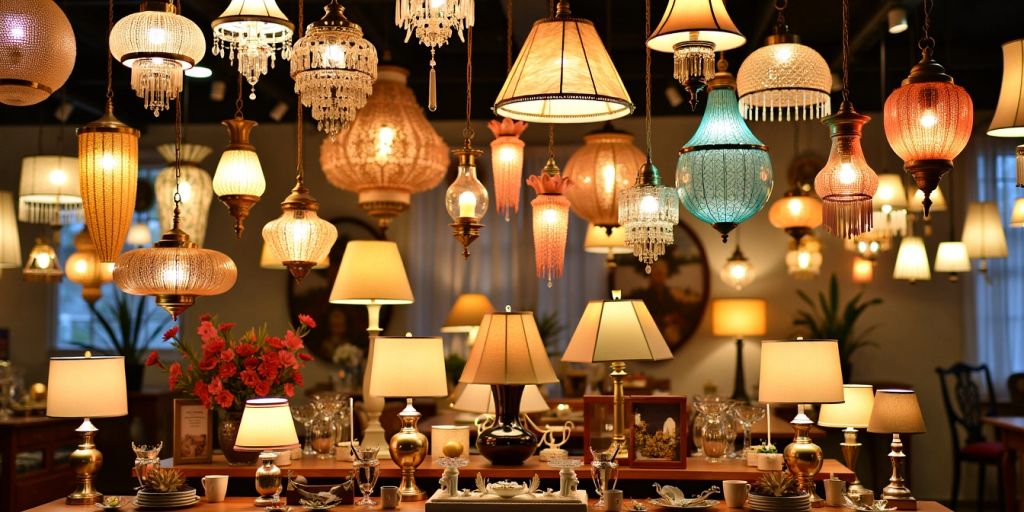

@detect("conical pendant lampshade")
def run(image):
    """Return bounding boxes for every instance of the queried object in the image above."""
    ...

[18,155,83,225]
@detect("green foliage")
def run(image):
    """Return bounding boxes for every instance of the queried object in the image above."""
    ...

[75,291,172,365]
[534,310,564,355]
[793,274,882,380]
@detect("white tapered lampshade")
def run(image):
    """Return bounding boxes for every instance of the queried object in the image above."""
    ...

[758,340,844,404]
[893,236,931,282]
[368,336,448,398]
[234,398,300,452]
[563,296,673,363]
[460,309,559,385]
[818,384,875,429]
[962,201,1008,259]
[329,240,413,304]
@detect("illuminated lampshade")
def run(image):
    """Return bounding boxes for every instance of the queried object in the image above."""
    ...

[441,293,495,333]
[677,60,773,242]
[155,144,213,247]
[844,229,891,261]
[211,0,294,100]
[819,384,875,429]
[786,235,823,279]
[234,398,300,452]
[259,241,327,270]
[758,340,844,404]
[868,389,927,434]
[47,355,128,418]
[934,240,970,281]
[320,65,448,231]
[527,162,572,287]
[368,336,448,398]
[872,174,908,214]
[1011,198,1024,227]
[291,0,378,138]
[488,119,527,221]
[908,186,947,215]
[563,295,673,364]
[893,236,930,283]
[23,237,62,283]
[66,228,108,304]
[0,0,76,106]
[214,117,265,238]
[452,383,550,414]
[720,244,755,290]
[873,209,908,239]
[461,308,560,384]
[961,201,1008,272]
[988,39,1024,185]
[619,159,678,274]
[18,155,82,225]
[768,190,823,241]
[329,240,414,306]
[711,298,767,338]
[126,222,153,246]
[0,191,21,269]
[395,0,474,111]
[884,46,972,217]
[109,1,206,116]
[563,123,644,229]
[851,256,873,284]
[737,32,831,121]
[647,0,745,108]
[814,101,878,239]
[263,184,338,282]
[446,147,488,258]
[493,0,633,123]
[583,223,631,255]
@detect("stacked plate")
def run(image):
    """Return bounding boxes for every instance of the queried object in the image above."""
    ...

[746,493,811,512]
[135,487,198,509]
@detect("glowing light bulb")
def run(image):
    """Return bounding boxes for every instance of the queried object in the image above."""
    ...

[73,260,88,274]
[601,164,616,195]
[458,191,477,218]
[10,26,24,40]
[838,162,857,185]
[919,110,938,129]
[881,204,892,214]
[729,264,747,280]
[498,146,517,164]
[775,46,793,63]
[35,252,51,269]
[148,27,167,45]
[323,44,346,66]
[99,153,116,171]
[786,197,804,215]
[639,195,659,214]
[376,126,396,160]
[48,168,68,186]
[178,181,193,203]
[161,263,184,286]
[541,208,558,224]
[797,250,811,269]
[430,0,447,8]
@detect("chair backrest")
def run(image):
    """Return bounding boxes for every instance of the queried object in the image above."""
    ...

[1009,373,1024,411]
[936,363,997,448]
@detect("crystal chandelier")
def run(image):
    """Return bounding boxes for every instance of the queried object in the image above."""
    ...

[320,65,448,231]
[211,0,294,100]
[786,235,822,279]
[563,123,645,231]
[678,57,773,243]
[0,0,76,106]
[988,39,1024,186]
[155,144,212,247]
[291,0,378,138]
[23,237,63,283]
[893,236,931,283]
[395,0,474,111]
[0,191,21,270]
[109,1,206,116]
[18,155,82,225]
[768,189,822,242]
[528,137,572,288]
[720,243,754,290]
[647,0,745,109]
[66,228,113,304]
[488,118,527,222]
[214,77,266,238]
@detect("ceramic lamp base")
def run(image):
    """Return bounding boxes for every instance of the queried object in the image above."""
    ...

[476,385,537,466]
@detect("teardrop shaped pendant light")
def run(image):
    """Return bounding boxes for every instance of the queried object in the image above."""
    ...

[488,118,528,222]
[528,127,572,288]
[214,75,266,238]
[395,0,474,111]
[446,28,488,258]
[211,0,294,100]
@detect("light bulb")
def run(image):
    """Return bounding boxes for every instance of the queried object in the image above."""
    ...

[797,250,811,269]
[640,195,659,214]
[73,259,88,274]
[838,161,857,184]
[730,264,747,280]
[178,181,193,203]
[376,126,396,160]
[918,110,938,129]
[430,0,446,7]
[161,262,184,285]
[541,207,558,224]
[35,252,51,269]
[99,153,116,172]
[601,164,616,194]
[323,44,346,67]
[147,27,167,45]
[498,146,518,164]
[787,197,804,215]
[775,46,793,63]
[48,168,68,186]
[10,26,25,40]
[458,191,477,218]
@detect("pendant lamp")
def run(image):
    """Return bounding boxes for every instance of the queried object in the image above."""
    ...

[109,0,206,116]
[290,0,378,138]
[1011,198,1024,227]
[0,191,22,270]
[494,0,633,123]
[720,243,754,290]
[18,155,83,225]
[0,0,76,107]
[211,0,294,100]
[987,39,1024,186]
[961,201,1008,274]
[934,241,970,282]
[845,229,890,261]
[395,0,474,111]
[786,235,822,279]
[527,140,572,288]
[126,222,153,246]
[155,144,212,247]
[23,237,62,283]
[678,57,773,242]
[883,0,972,217]
[893,236,930,283]
[851,256,873,284]
[320,65,449,232]
[488,119,528,222]
[873,174,908,215]
[768,189,822,242]
[447,28,488,258]
[563,123,644,231]
[66,228,111,304]
[214,77,266,238]
[647,0,745,109]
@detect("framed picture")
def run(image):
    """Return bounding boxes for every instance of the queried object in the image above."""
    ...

[582,395,632,463]
[173,399,212,464]
[627,395,687,468]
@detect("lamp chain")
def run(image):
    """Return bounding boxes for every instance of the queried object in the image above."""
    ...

[172,97,183,230]
[506,0,513,72]
[548,124,554,161]
[295,0,305,184]
[644,0,652,160]
[919,0,935,56]
[235,72,244,119]
[463,27,474,147]
[105,0,114,107]
[841,0,850,104]
[773,0,788,35]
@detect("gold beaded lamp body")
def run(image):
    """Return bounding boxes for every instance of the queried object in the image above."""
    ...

[563,124,643,230]
[0,0,76,106]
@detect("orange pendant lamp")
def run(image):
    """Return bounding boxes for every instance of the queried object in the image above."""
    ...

[488,118,527,222]
[528,130,572,288]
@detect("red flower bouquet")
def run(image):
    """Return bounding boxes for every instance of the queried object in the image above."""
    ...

[148,314,315,411]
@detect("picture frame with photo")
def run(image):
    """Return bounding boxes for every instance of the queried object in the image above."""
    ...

[582,394,632,463]
[627,395,687,468]
[173,399,212,464]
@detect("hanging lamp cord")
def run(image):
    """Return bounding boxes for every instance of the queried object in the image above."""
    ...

[506,0,513,72]
[295,0,305,185]
[105,0,114,109]
[644,0,653,161]
[172,97,183,231]
[841,0,850,105]
[463,27,474,147]
[773,0,788,35]
[919,0,935,58]
[235,72,244,119]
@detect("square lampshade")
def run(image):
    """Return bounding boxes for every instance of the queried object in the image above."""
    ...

[711,298,767,337]
[329,240,414,304]
[757,340,844,404]
[818,384,875,429]
[441,293,496,333]
[234,398,301,452]
[46,356,128,418]
[563,298,673,363]
[583,224,632,255]
[459,310,559,385]
[368,336,449,398]
[452,383,550,414]
[867,389,927,434]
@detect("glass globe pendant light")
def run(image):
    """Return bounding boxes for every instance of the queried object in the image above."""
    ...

[677,56,773,243]
[291,0,378,139]
[109,0,206,116]
[0,0,76,107]
[563,123,645,232]
[528,128,573,288]
[214,76,266,238]
[488,118,528,222]
[155,144,212,247]
[211,0,294,100]
[768,189,822,242]
[720,237,754,290]
[22,237,63,283]
[66,228,112,304]
[395,0,474,111]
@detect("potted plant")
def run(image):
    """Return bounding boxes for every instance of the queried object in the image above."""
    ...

[755,443,782,471]
[793,274,882,380]
[135,468,196,508]
[748,471,809,511]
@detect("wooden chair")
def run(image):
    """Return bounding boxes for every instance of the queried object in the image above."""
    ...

[936,363,1006,512]
[1008,373,1024,414]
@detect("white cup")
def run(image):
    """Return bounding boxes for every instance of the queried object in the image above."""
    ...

[201,475,229,503]
[605,489,624,512]
[824,478,846,506]
[381,486,402,509]
[722,480,750,508]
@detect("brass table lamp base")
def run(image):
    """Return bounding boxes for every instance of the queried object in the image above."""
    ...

[389,398,428,501]
[840,428,868,495]
[783,406,824,507]
[67,419,104,505]
[608,361,629,460]
[881,433,917,510]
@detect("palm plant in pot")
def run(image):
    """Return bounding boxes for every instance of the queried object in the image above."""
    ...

[747,471,809,511]
[793,274,882,381]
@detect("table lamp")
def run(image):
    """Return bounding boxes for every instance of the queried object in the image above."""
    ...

[758,340,844,505]
[711,298,767,402]
[330,240,415,459]
[234,398,300,506]
[583,223,632,292]
[46,354,128,504]
[459,307,559,465]
[441,293,495,355]
[368,336,448,500]
[868,389,927,509]
[818,384,875,494]
[563,290,674,458]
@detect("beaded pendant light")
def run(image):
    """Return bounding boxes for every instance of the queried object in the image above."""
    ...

[395,0,474,111]
[214,75,265,238]
[768,189,822,242]
[678,56,773,243]
[23,237,63,283]
[446,28,488,258]
[647,0,745,109]
[488,119,528,221]
[211,0,294,100]
[155,144,213,247]
[563,123,644,231]
[109,0,206,116]
[720,238,754,290]
[987,39,1024,186]
[290,0,378,138]
[18,155,83,225]
[0,0,76,107]
[814,0,877,239]
[320,64,449,232]
[619,0,678,274]
[66,228,112,304]
[528,127,573,288]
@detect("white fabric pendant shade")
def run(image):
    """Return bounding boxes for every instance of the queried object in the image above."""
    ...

[646,0,745,53]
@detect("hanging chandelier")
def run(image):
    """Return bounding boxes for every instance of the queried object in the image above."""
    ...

[988,39,1024,186]
[494,0,633,123]
[0,0,76,106]
[320,64,448,232]
[720,243,754,290]
[786,235,822,279]
[18,155,83,225]
[488,118,528,222]
[291,0,378,138]
[395,0,474,111]
[66,228,113,304]
[23,237,62,283]
[893,236,931,283]
[678,57,773,243]
[109,0,206,116]
[211,0,294,100]
[528,137,572,288]
[647,0,745,109]
[563,123,644,231]
[156,144,212,247]
[214,77,266,238]
[0,191,21,271]
[768,189,822,242]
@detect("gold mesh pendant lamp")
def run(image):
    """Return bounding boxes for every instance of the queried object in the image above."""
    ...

[563,123,644,231]
[0,0,76,107]
[66,227,113,304]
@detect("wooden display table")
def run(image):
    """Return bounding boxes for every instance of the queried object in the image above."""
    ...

[982,416,1024,512]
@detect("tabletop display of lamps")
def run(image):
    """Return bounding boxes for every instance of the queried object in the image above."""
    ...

[758,340,844,505]
[233,398,300,506]
[46,354,128,504]
[459,307,559,465]
[563,290,674,458]
[711,298,767,402]
[868,389,927,509]
[330,240,414,459]
[368,336,449,500]
[818,384,875,495]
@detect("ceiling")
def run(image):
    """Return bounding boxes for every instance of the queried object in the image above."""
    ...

[3,0,1022,128]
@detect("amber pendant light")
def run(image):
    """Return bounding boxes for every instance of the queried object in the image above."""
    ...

[528,126,572,288]
[214,75,266,238]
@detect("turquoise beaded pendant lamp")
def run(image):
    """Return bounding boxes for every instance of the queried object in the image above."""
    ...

[677,57,773,242]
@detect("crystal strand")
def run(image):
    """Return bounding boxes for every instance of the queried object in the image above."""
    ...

[429,49,438,112]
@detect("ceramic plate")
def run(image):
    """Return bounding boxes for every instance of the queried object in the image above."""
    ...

[648,498,720,510]
[135,496,200,510]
